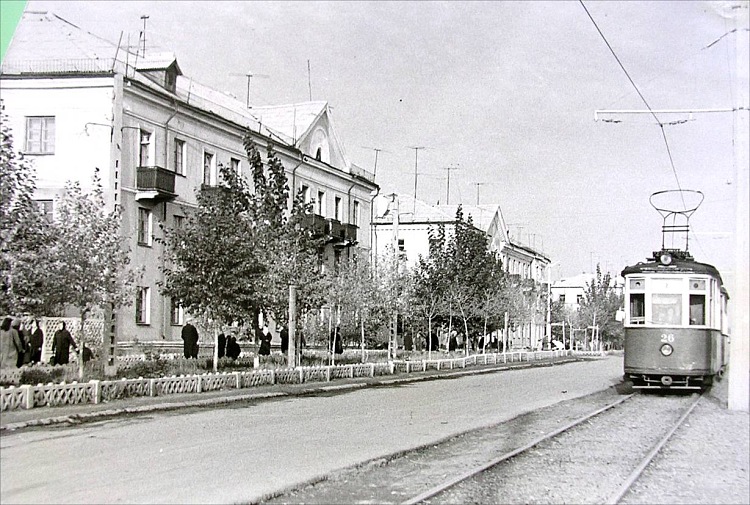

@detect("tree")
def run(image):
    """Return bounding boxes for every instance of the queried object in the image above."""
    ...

[577,264,624,350]
[0,102,54,316]
[45,171,136,379]
[161,136,324,370]
[412,225,450,358]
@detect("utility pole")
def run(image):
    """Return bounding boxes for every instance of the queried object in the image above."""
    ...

[307,60,312,101]
[390,194,400,361]
[408,146,425,212]
[442,165,460,205]
[139,15,149,57]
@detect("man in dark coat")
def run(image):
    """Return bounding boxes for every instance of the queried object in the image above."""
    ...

[331,325,343,355]
[226,335,241,360]
[181,321,199,359]
[217,333,226,359]
[279,326,289,354]
[30,320,44,364]
[52,322,77,365]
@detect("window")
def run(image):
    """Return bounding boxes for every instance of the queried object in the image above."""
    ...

[317,190,325,216]
[25,117,55,154]
[230,157,241,175]
[203,152,215,186]
[629,293,645,324]
[353,200,360,227]
[135,287,150,324]
[173,139,186,175]
[652,294,682,325]
[173,215,184,230]
[334,196,342,220]
[170,298,184,326]
[36,199,54,223]
[576,294,583,304]
[559,294,566,304]
[398,238,405,252]
[139,130,152,166]
[315,147,322,161]
[301,185,311,204]
[137,208,152,246]
[689,295,705,325]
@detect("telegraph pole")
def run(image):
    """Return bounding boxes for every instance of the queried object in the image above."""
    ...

[408,146,425,212]
[442,165,460,204]
[139,15,149,57]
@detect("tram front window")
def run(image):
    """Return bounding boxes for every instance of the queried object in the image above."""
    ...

[629,293,645,324]
[652,294,682,325]
[689,294,705,325]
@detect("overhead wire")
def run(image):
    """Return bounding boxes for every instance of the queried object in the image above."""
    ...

[579,0,687,210]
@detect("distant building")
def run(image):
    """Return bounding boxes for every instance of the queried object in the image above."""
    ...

[372,193,551,349]
[0,11,377,343]
[551,272,625,309]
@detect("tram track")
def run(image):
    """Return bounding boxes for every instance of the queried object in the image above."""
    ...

[261,388,702,505]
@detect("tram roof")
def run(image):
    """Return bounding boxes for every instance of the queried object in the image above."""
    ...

[621,259,724,284]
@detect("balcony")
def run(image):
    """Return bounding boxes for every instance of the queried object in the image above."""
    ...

[301,214,328,237]
[136,166,176,201]
[327,219,358,247]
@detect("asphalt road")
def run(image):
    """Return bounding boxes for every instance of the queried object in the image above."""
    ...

[0,356,623,504]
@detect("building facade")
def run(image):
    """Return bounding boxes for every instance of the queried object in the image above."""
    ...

[1,11,377,343]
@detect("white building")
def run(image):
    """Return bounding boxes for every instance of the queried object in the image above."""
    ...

[0,11,377,348]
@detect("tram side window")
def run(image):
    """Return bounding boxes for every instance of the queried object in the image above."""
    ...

[689,295,705,325]
[629,293,645,324]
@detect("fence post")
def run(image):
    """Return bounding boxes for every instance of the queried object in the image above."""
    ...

[370,363,375,377]
[422,360,426,372]
[299,368,304,384]
[21,385,33,409]
[349,365,354,379]
[270,369,276,385]
[149,378,156,397]
[389,361,395,375]
[197,374,203,393]
[326,366,331,382]
[235,371,241,389]
[90,380,101,404]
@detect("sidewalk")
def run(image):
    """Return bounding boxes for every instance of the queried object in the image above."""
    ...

[0,357,562,432]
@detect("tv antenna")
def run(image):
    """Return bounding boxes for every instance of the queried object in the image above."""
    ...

[139,15,149,57]
[442,165,460,205]
[229,71,270,108]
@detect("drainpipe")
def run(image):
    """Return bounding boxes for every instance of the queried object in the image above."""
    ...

[346,183,356,258]
[290,152,305,210]
[161,98,178,339]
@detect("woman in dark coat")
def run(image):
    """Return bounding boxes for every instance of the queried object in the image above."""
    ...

[52,322,77,365]
[30,320,44,364]
[258,327,272,356]
[226,335,241,360]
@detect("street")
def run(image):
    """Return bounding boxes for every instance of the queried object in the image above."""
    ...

[1,356,622,504]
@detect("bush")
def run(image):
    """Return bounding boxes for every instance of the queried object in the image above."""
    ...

[19,366,67,385]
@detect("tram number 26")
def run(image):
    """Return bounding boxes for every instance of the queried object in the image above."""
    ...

[661,333,675,343]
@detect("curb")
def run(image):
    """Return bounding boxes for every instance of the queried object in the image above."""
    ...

[0,357,584,432]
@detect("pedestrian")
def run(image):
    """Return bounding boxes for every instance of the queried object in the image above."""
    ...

[12,319,29,367]
[0,317,22,369]
[30,320,44,364]
[217,333,226,359]
[448,330,458,352]
[279,325,289,354]
[226,335,241,360]
[430,331,439,352]
[331,325,343,355]
[52,322,77,365]
[258,325,272,356]
[181,320,199,359]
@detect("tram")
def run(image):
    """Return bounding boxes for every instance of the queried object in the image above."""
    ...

[620,190,730,390]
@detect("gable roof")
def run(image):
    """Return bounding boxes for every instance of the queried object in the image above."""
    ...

[250,102,327,145]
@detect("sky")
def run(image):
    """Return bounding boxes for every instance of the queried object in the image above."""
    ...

[15,1,750,286]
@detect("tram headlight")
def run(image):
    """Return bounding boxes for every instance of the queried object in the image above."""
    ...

[659,253,673,265]
[660,343,674,356]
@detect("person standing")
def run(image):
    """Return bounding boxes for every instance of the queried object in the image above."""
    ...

[0,317,22,369]
[181,320,199,359]
[217,333,226,359]
[258,326,272,356]
[279,325,289,354]
[12,319,29,367]
[52,322,77,365]
[30,320,44,364]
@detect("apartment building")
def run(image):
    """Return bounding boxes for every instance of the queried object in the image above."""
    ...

[0,11,377,343]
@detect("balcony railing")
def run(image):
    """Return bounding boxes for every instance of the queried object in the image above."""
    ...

[136,166,176,201]
[301,214,328,237]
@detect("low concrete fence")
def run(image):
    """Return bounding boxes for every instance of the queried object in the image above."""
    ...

[0,349,593,412]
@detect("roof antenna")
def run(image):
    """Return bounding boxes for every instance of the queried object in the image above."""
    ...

[140,15,149,57]
[307,59,312,101]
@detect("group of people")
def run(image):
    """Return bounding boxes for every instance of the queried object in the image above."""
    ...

[217,332,241,360]
[0,318,88,368]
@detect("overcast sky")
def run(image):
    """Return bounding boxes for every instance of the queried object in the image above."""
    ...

[22,0,749,284]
